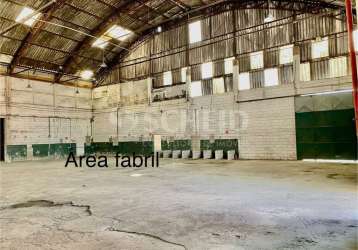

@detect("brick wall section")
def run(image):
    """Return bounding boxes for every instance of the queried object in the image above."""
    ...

[237,97,297,160]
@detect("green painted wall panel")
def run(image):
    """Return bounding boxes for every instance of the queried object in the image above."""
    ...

[49,143,76,158]
[296,109,357,160]
[200,139,238,155]
[7,145,27,160]
[32,144,49,158]
[85,141,154,156]
[161,140,191,151]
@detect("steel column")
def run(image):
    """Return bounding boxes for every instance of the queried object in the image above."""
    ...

[345,0,358,136]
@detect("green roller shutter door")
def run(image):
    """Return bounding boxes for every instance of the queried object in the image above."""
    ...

[296,109,357,160]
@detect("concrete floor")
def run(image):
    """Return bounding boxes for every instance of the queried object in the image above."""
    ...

[0,159,357,250]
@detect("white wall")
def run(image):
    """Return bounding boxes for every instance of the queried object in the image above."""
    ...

[91,71,353,161]
[0,76,92,161]
[92,81,242,144]
[1,69,353,161]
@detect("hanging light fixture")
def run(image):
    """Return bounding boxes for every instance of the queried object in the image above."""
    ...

[100,50,107,68]
[26,70,32,88]
[75,80,80,94]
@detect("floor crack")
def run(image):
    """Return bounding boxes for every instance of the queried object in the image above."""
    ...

[0,200,92,216]
[106,227,188,250]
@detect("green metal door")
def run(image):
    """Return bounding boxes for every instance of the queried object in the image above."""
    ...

[296,109,357,160]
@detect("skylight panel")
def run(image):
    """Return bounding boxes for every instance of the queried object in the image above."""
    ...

[80,70,94,80]
[16,7,41,27]
[92,37,110,49]
[105,25,132,41]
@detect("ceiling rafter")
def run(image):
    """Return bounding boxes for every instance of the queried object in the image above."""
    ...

[0,15,83,43]
[95,0,155,26]
[0,15,117,59]
[50,16,93,32]
[63,2,104,20]
[135,0,172,21]
[168,0,191,11]
[8,0,67,74]
[54,0,155,82]
[1,33,106,62]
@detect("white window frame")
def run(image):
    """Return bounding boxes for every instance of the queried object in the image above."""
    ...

[163,71,173,86]
[224,57,235,75]
[311,37,329,59]
[190,81,202,97]
[213,77,225,94]
[250,51,264,70]
[201,62,213,79]
[238,72,251,90]
[300,63,311,82]
[189,20,202,44]
[279,45,293,65]
[354,30,358,52]
[264,68,279,87]
[329,56,347,78]
[181,67,187,83]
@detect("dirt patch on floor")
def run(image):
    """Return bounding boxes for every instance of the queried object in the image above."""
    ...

[1,200,92,216]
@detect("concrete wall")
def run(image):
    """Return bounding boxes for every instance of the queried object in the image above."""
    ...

[91,72,353,160]
[237,97,296,160]
[1,69,353,161]
[92,81,297,160]
[0,76,92,161]
[92,80,241,142]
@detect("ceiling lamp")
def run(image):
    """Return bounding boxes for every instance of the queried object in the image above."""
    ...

[80,70,94,80]
[156,26,162,33]
[100,61,107,68]
[16,7,42,27]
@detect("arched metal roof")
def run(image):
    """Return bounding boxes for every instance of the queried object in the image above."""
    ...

[0,0,347,84]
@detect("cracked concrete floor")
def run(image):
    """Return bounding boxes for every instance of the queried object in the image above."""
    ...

[0,159,357,250]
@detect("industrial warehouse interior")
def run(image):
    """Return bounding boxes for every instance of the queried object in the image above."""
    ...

[0,0,357,249]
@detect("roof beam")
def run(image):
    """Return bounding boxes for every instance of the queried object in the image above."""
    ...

[168,0,191,11]
[63,2,104,20]
[135,0,172,20]
[95,0,154,26]
[8,0,67,74]
[55,0,153,82]
[0,15,83,43]
[0,33,105,62]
